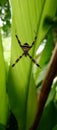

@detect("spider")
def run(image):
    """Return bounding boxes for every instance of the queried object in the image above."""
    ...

[12,34,40,67]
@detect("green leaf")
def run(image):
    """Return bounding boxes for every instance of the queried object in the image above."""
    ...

[0,31,8,126]
[37,101,57,130]
[35,0,57,49]
[8,0,57,130]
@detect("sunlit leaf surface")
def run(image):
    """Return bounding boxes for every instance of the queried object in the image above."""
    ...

[0,31,8,127]
[8,0,57,129]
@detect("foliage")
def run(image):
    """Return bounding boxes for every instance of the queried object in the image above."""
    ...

[0,0,11,36]
[0,0,57,130]
[0,30,9,130]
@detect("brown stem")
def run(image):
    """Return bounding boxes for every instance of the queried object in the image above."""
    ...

[30,43,57,130]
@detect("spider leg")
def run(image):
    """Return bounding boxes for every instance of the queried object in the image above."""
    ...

[12,53,24,67]
[30,35,37,48]
[15,34,22,47]
[27,53,40,67]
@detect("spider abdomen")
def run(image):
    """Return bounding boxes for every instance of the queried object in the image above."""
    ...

[22,43,30,56]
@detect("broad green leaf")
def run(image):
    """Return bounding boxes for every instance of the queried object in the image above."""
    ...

[37,101,57,130]
[8,0,57,130]
[0,31,8,128]
[35,0,57,50]
[8,0,40,129]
